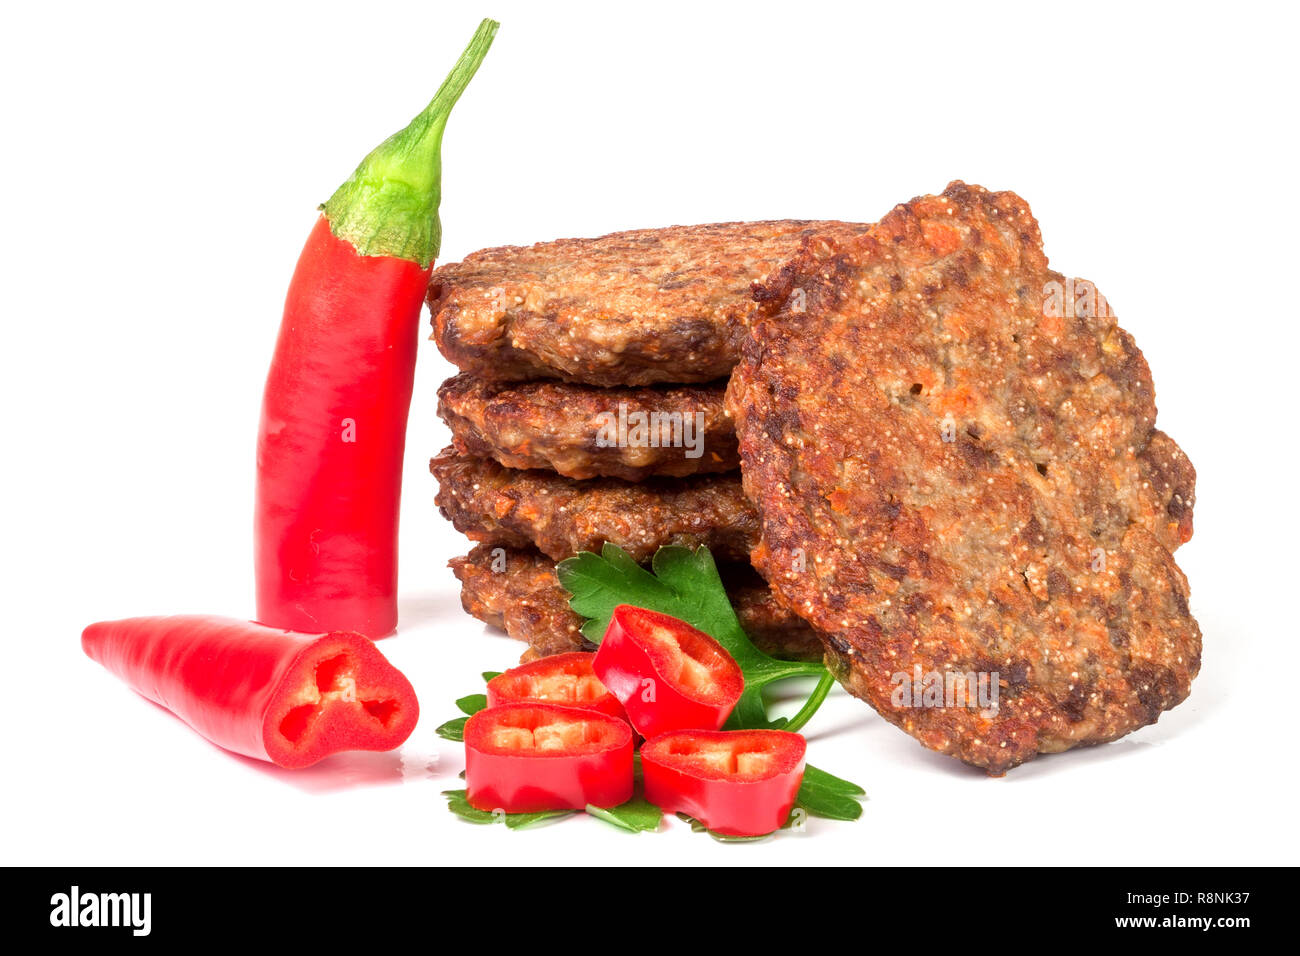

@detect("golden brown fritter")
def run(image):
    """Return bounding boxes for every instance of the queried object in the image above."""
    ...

[727,181,1200,774]
[430,449,758,563]
[437,373,737,480]
[450,544,822,663]
[428,220,869,386]
[451,544,593,660]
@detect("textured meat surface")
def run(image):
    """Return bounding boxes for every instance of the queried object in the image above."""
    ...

[726,181,1200,773]
[429,220,869,386]
[431,449,757,563]
[451,544,822,663]
[438,373,737,480]
[451,544,593,660]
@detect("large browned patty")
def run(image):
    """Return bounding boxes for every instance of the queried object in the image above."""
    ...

[430,449,758,563]
[726,181,1200,774]
[451,544,822,663]
[438,373,737,481]
[428,220,869,386]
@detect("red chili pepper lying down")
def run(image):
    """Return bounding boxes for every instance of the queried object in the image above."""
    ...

[82,616,419,769]
[255,19,498,638]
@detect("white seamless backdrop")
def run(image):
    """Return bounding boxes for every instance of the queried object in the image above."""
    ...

[2,0,1295,865]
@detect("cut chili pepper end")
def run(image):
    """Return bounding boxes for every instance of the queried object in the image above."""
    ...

[594,605,744,738]
[263,633,419,769]
[277,654,401,744]
[530,673,606,705]
[641,730,807,837]
[486,652,626,719]
[464,703,634,813]
[660,736,786,779]
[604,606,742,706]
[475,707,626,755]
[640,623,728,698]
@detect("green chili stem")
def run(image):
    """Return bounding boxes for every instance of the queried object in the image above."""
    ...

[322,18,498,266]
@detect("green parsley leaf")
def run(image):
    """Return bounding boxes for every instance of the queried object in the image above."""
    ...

[556,544,826,729]
[456,693,488,716]
[675,812,780,843]
[439,679,495,739]
[794,764,868,821]
[435,717,468,742]
[586,755,663,832]
[442,790,577,830]
[587,796,664,833]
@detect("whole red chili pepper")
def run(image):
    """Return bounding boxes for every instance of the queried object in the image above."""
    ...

[255,19,498,637]
[82,615,419,769]
[592,604,743,738]
[640,729,806,837]
[464,703,634,813]
[487,652,627,721]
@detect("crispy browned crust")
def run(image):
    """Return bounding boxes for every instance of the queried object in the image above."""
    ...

[727,181,1200,774]
[450,544,594,659]
[450,544,822,663]
[437,373,738,480]
[431,449,758,563]
[429,220,870,386]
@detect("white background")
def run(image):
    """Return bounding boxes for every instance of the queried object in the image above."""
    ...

[3,0,1296,865]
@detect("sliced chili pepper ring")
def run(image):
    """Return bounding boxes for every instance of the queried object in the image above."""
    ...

[486,652,626,720]
[593,604,743,738]
[641,729,807,837]
[464,703,633,813]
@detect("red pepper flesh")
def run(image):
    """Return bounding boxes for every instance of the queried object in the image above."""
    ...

[487,652,627,720]
[82,615,419,769]
[464,703,634,813]
[592,604,743,738]
[255,218,427,637]
[254,20,498,638]
[641,729,807,837]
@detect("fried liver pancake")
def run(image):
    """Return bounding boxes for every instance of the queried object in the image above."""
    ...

[429,220,869,386]
[451,544,821,663]
[431,449,758,563]
[450,544,593,659]
[438,373,738,480]
[727,181,1200,773]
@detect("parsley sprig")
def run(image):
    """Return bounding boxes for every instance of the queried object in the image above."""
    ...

[438,547,868,838]
[442,790,577,829]
[556,544,829,730]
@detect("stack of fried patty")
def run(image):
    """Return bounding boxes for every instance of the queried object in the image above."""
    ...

[428,220,865,661]
[427,184,1202,772]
